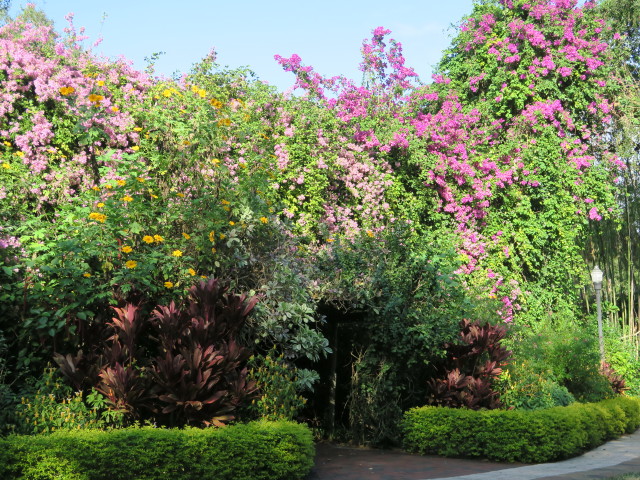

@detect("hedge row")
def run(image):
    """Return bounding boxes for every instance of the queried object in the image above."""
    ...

[402,397,640,463]
[0,420,314,480]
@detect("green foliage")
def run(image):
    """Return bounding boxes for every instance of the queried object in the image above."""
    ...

[402,396,640,463]
[506,326,615,403]
[0,420,314,480]
[12,367,123,435]
[247,350,307,421]
[498,367,575,410]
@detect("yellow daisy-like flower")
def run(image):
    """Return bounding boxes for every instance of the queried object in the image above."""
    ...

[143,235,154,244]
[116,180,126,186]
[15,151,24,157]
[125,260,137,269]
[209,231,215,242]
[105,184,113,189]
[153,235,164,243]
[133,127,143,132]
[366,230,374,238]
[211,247,217,254]
[88,94,104,104]
[59,86,75,96]
[210,98,222,109]
[182,232,191,240]
[137,177,145,183]
[260,217,268,224]
[211,158,220,165]
[327,238,335,243]
[110,106,119,113]
[217,118,231,127]
[229,221,235,226]
[221,199,230,205]
[150,194,158,199]
[162,89,173,98]
[97,80,105,87]
[131,146,140,152]
[122,195,133,202]
[83,272,92,278]
[121,246,133,253]
[171,250,182,257]
[188,268,196,276]
[88,212,107,223]
[91,186,100,191]
[164,281,174,288]
[2,162,10,169]
[176,192,185,198]
[219,233,226,240]
[97,203,105,208]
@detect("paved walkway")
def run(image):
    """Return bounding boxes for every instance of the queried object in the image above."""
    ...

[307,429,640,479]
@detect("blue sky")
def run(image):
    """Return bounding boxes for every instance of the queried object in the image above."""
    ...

[9,1,476,91]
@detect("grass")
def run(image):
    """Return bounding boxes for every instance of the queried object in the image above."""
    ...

[606,475,640,480]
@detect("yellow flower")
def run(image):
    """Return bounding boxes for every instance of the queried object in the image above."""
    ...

[209,231,215,242]
[164,281,174,288]
[217,118,231,127]
[143,235,154,244]
[162,89,173,98]
[133,127,143,132]
[97,202,105,208]
[121,246,133,253]
[125,260,137,269]
[219,233,226,240]
[59,86,75,96]
[3,141,11,146]
[182,232,191,240]
[211,158,220,165]
[176,192,185,198]
[15,151,24,157]
[105,184,113,189]
[210,98,222,109]
[110,106,119,113]
[122,195,133,202]
[116,180,126,186]
[211,247,217,254]
[188,268,196,276]
[150,194,158,199]
[137,177,145,182]
[366,230,374,238]
[260,217,268,224]
[172,250,182,257]
[91,186,100,191]
[83,273,92,278]
[88,94,104,104]
[222,206,231,212]
[88,212,107,223]
[1,162,10,169]
[327,238,334,243]
[131,146,140,152]
[221,199,230,205]
[229,221,235,226]
[153,234,164,243]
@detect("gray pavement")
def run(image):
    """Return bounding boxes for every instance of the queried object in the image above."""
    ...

[424,429,640,480]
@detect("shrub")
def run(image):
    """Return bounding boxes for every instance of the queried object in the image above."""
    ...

[54,278,259,427]
[0,420,314,480]
[426,319,512,410]
[402,396,640,463]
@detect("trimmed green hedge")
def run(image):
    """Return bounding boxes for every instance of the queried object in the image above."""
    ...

[0,420,314,480]
[402,396,640,463]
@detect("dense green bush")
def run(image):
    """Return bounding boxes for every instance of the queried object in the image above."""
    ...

[402,397,640,463]
[0,420,314,480]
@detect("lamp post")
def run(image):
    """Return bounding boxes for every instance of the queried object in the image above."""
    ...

[590,265,605,364]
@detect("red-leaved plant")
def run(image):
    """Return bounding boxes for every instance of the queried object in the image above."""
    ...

[54,278,259,427]
[426,319,512,410]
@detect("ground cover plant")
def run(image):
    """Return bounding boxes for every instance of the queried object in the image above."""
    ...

[0,0,639,455]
